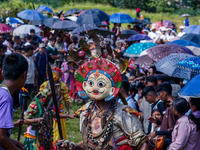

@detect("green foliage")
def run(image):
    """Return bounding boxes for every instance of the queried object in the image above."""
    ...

[174,8,200,17]
[0,0,26,20]
[147,0,175,13]
[183,0,200,11]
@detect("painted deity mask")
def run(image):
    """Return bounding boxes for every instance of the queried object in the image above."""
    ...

[51,67,62,82]
[76,58,122,101]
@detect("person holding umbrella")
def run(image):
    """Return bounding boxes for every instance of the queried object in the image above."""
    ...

[184,16,190,27]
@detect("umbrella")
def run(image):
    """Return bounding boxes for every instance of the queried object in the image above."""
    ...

[88,28,114,37]
[5,17,24,27]
[50,20,79,30]
[72,25,98,34]
[37,5,53,13]
[65,16,78,22]
[132,18,143,25]
[123,43,157,57]
[121,30,139,39]
[146,44,192,62]
[152,22,162,31]
[165,43,194,55]
[64,9,79,16]
[95,21,108,27]
[13,25,41,37]
[163,20,176,28]
[181,33,200,45]
[126,34,152,42]
[182,25,200,34]
[131,55,154,68]
[76,9,109,25]
[169,36,181,42]
[140,19,152,25]
[17,9,45,21]
[0,23,13,33]
[177,56,200,73]
[179,74,200,98]
[109,13,135,23]
[44,18,61,27]
[186,46,200,56]
[57,10,63,16]
[29,19,45,26]
[181,14,190,17]
[167,39,200,48]
[155,53,194,80]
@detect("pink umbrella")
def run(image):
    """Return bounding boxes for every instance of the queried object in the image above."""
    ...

[0,23,13,33]
[152,22,162,31]
[169,36,180,42]
[78,10,85,16]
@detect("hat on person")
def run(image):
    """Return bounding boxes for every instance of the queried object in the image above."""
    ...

[142,29,149,33]
[42,37,48,42]
[150,26,156,30]
[156,81,172,94]
[115,39,124,47]
[179,26,185,29]
[87,39,93,45]
[167,28,172,31]
[160,27,167,32]
[70,34,80,42]
[39,43,46,48]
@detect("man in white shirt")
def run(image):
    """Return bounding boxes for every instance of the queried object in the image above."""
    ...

[177,26,185,37]
[148,26,157,40]
[154,27,168,43]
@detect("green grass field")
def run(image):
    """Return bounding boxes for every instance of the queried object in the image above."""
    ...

[11,102,83,144]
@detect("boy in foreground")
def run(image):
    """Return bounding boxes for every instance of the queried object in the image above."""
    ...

[0,53,28,150]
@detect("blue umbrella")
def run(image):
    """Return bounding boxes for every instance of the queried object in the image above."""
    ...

[126,34,152,42]
[183,25,200,34]
[17,9,45,21]
[181,33,200,46]
[76,9,109,25]
[37,5,53,13]
[179,74,200,97]
[177,56,200,73]
[123,43,157,57]
[155,53,194,80]
[167,39,200,48]
[72,24,98,34]
[109,13,135,23]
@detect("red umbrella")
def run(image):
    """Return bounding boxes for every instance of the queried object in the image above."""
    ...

[0,23,13,33]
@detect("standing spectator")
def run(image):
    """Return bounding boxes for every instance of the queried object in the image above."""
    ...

[30,29,42,44]
[171,24,176,32]
[3,36,14,55]
[14,46,22,54]
[136,8,140,18]
[35,43,46,89]
[0,53,27,150]
[166,98,200,150]
[0,56,3,83]
[13,36,21,49]
[24,35,32,46]
[21,45,35,111]
[0,34,4,43]
[47,37,60,66]
[111,23,120,36]
[184,16,190,27]
[55,34,65,68]
[68,34,79,51]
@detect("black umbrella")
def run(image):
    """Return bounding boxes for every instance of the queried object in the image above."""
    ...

[50,20,79,31]
[72,24,98,34]
[57,10,63,15]
[132,18,143,25]
[121,29,139,39]
[88,28,114,37]
[141,19,152,25]
[181,33,200,46]
[29,19,45,26]
[64,9,79,16]
[95,21,108,27]
[44,18,61,27]
[76,9,109,25]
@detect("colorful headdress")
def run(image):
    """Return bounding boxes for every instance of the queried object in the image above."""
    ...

[76,58,122,101]
[39,88,52,106]
[52,67,63,77]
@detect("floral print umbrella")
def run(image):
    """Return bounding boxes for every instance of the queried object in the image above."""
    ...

[131,55,155,68]
[146,44,193,62]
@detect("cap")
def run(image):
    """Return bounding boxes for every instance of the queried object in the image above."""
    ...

[39,43,45,48]
[156,81,172,93]
[142,86,155,97]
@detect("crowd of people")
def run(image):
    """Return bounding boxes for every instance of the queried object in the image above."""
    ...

[0,11,200,150]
